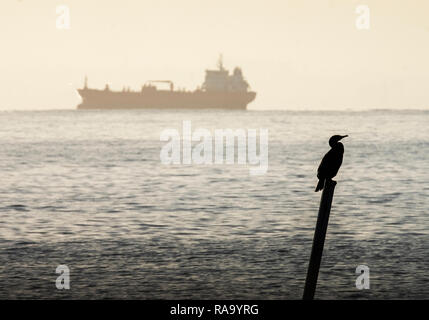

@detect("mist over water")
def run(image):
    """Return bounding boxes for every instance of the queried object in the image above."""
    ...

[0,109,428,299]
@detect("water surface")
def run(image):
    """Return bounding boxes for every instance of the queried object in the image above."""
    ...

[0,109,428,299]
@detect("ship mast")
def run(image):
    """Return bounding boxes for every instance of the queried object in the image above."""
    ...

[217,54,224,71]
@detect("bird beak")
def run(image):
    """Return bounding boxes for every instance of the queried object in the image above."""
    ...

[340,135,348,140]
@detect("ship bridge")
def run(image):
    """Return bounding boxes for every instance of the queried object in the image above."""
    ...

[202,56,250,92]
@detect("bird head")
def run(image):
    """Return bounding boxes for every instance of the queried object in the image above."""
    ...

[329,135,348,147]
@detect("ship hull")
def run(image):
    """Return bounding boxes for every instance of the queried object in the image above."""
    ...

[77,89,256,110]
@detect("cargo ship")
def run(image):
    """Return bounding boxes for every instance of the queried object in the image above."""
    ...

[77,57,256,110]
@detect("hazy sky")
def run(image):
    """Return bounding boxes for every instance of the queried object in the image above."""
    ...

[1,0,429,110]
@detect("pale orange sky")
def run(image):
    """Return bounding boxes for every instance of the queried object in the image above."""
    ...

[1,0,429,110]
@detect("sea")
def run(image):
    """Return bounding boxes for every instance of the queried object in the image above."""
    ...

[0,109,428,299]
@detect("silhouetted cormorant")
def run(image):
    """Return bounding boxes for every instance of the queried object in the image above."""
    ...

[315,135,348,192]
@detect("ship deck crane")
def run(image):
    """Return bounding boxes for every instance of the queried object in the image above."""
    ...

[146,80,174,91]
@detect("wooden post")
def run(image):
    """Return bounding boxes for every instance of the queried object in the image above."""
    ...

[303,179,337,300]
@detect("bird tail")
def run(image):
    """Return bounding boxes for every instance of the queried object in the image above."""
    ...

[315,179,325,192]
